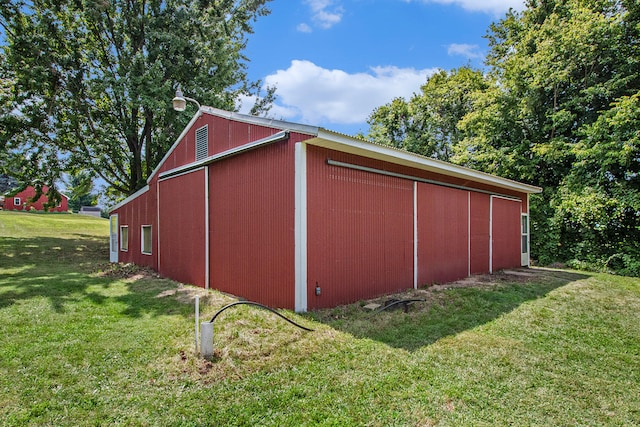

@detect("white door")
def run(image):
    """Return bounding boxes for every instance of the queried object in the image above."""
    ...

[521,214,529,266]
[109,214,118,263]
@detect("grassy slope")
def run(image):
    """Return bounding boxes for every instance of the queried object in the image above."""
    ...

[0,211,639,426]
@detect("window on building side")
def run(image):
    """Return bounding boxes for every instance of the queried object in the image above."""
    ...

[141,225,152,255]
[14,197,20,206]
[120,226,129,252]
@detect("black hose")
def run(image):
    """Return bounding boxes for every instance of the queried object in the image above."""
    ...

[375,298,426,313]
[208,301,313,331]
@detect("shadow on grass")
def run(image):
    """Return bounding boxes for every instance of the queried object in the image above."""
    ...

[0,236,191,318]
[308,269,589,352]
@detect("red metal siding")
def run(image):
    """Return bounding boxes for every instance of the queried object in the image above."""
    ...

[112,184,158,270]
[306,146,414,309]
[470,192,490,274]
[417,183,469,285]
[159,123,198,174]
[208,139,295,308]
[210,116,281,156]
[158,169,206,287]
[491,197,522,271]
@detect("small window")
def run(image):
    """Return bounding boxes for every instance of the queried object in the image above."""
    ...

[120,226,129,252]
[141,225,152,255]
[195,125,208,161]
[14,197,21,206]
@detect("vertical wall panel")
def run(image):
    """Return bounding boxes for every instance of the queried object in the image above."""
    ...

[158,169,206,287]
[491,197,522,271]
[417,183,469,285]
[209,139,295,308]
[306,146,414,309]
[470,192,491,274]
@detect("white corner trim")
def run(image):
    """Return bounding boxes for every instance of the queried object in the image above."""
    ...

[205,167,210,289]
[468,191,471,277]
[413,181,418,290]
[294,142,308,313]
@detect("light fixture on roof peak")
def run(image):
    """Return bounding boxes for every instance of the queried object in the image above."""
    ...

[172,86,201,112]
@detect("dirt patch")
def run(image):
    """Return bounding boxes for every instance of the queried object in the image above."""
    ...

[95,262,160,280]
[362,267,568,309]
[156,282,211,304]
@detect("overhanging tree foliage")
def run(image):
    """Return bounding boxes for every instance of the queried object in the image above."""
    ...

[366,0,640,274]
[474,0,640,271]
[0,0,274,199]
[366,67,489,161]
[66,170,98,212]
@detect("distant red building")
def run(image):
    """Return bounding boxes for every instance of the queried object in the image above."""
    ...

[4,186,69,212]
[109,107,542,311]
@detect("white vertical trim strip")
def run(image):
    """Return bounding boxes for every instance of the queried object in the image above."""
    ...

[204,167,210,289]
[489,195,493,274]
[413,181,418,289]
[468,191,471,276]
[109,214,118,263]
[294,142,308,312]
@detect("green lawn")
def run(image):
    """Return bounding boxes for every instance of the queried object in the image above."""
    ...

[1,210,639,426]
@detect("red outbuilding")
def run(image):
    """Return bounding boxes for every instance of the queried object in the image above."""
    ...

[4,185,69,213]
[109,107,541,311]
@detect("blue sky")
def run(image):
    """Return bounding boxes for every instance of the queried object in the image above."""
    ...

[238,0,526,135]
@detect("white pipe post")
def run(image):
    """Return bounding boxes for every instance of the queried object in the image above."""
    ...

[200,322,214,358]
[194,295,199,354]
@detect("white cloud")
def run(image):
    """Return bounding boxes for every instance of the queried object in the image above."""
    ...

[262,60,438,125]
[447,43,483,59]
[296,23,313,33]
[304,0,344,30]
[415,0,525,15]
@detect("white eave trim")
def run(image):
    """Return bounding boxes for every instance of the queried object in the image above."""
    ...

[158,130,290,180]
[108,184,150,213]
[310,129,542,194]
[200,106,319,136]
[148,109,204,184]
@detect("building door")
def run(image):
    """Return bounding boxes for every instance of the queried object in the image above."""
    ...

[521,214,529,266]
[491,196,522,272]
[109,214,118,262]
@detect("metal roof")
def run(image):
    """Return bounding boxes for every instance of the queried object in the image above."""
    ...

[195,107,542,195]
[136,106,541,206]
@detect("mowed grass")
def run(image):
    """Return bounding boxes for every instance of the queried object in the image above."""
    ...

[1,210,639,426]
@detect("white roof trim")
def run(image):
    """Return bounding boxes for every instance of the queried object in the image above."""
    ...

[309,129,542,194]
[147,110,205,183]
[200,106,319,136]
[108,184,150,213]
[158,130,290,180]
[141,107,540,208]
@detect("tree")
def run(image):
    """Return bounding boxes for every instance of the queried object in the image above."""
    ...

[0,0,273,199]
[0,173,18,194]
[363,0,640,272]
[366,67,489,161]
[66,170,98,212]
[462,0,640,269]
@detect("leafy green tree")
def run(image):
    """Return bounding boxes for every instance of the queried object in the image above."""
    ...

[366,67,489,160]
[66,170,98,213]
[364,0,640,273]
[0,0,273,199]
[477,0,640,268]
[0,173,17,194]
